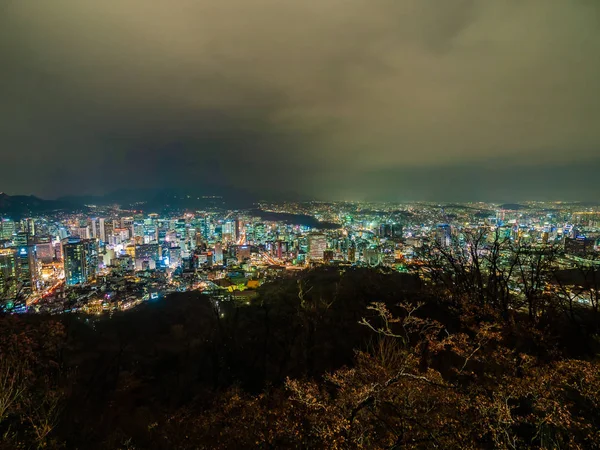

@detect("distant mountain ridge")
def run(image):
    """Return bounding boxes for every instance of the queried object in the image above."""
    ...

[58,188,257,211]
[58,187,311,211]
[499,203,529,210]
[0,193,84,219]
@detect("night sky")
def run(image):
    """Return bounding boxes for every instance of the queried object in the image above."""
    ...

[1,1,599,202]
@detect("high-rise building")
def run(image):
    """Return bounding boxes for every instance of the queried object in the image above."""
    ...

[435,225,452,248]
[14,232,38,291]
[98,218,106,242]
[72,226,91,239]
[200,216,211,240]
[62,238,98,286]
[0,248,19,299]
[104,219,114,242]
[121,217,134,238]
[167,246,182,268]
[275,240,284,259]
[235,245,251,262]
[222,221,236,242]
[347,245,356,262]
[392,223,403,239]
[0,219,16,240]
[308,233,327,262]
[214,242,224,264]
[35,236,55,264]
[379,224,393,238]
[254,223,266,243]
[89,219,99,239]
[135,243,159,262]
[26,218,35,236]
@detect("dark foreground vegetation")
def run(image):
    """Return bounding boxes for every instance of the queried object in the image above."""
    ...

[2,255,600,448]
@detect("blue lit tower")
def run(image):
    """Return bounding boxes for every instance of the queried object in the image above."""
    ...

[62,238,98,286]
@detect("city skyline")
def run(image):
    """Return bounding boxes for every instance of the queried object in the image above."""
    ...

[3,3,600,447]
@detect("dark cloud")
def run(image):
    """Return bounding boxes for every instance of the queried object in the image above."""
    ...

[1,0,599,200]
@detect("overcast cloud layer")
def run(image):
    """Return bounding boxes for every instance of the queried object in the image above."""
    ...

[1,0,599,201]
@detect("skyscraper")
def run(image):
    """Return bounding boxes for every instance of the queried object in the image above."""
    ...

[392,223,403,239]
[62,238,98,286]
[308,233,327,262]
[98,218,106,242]
[214,242,224,264]
[35,236,55,264]
[222,221,236,242]
[74,226,91,239]
[26,218,35,236]
[0,219,15,240]
[14,232,38,291]
[379,224,393,238]
[89,218,98,239]
[435,224,452,248]
[0,248,18,299]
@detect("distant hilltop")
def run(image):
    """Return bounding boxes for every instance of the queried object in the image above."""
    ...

[499,203,529,210]
[0,193,84,219]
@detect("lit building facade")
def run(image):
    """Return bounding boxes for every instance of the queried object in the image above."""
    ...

[308,233,327,261]
[62,238,98,286]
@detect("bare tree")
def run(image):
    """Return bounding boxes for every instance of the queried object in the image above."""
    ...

[0,353,27,422]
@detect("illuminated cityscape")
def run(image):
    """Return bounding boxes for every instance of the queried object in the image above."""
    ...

[1,0,600,447]
[2,198,600,315]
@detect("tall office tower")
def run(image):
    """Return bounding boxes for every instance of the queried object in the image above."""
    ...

[214,242,223,264]
[200,216,210,240]
[97,218,106,242]
[35,236,55,263]
[392,223,403,239]
[158,229,167,245]
[143,226,157,244]
[62,238,98,286]
[222,221,236,242]
[89,219,98,239]
[379,224,393,238]
[435,224,452,248]
[235,219,241,241]
[165,230,178,246]
[254,223,266,243]
[121,217,134,235]
[347,246,356,263]
[74,226,91,239]
[307,233,327,262]
[194,232,204,249]
[235,245,251,262]
[174,219,186,236]
[90,218,106,240]
[104,219,114,242]
[14,232,38,291]
[26,218,35,236]
[112,228,130,245]
[13,231,29,247]
[0,219,16,240]
[135,243,159,264]
[167,246,182,268]
[0,248,19,299]
[133,222,145,239]
[187,228,197,250]
[276,240,283,259]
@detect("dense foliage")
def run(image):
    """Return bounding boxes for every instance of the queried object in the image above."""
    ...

[1,263,599,449]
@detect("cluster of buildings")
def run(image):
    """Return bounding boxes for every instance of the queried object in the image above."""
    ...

[1,200,599,314]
